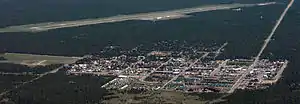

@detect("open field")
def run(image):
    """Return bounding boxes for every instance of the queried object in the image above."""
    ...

[0,53,81,66]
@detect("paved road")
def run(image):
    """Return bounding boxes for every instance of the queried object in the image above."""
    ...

[214,42,228,59]
[140,58,174,81]
[205,1,294,103]
[210,59,229,76]
[0,72,40,76]
[228,0,294,94]
[161,52,210,89]
[0,66,63,97]
[273,60,289,81]
[160,42,228,89]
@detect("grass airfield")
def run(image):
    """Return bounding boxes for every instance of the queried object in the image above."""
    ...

[0,53,81,66]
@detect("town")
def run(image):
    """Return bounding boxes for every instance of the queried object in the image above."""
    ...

[65,41,288,93]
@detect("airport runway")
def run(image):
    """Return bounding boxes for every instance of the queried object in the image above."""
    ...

[0,2,276,33]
